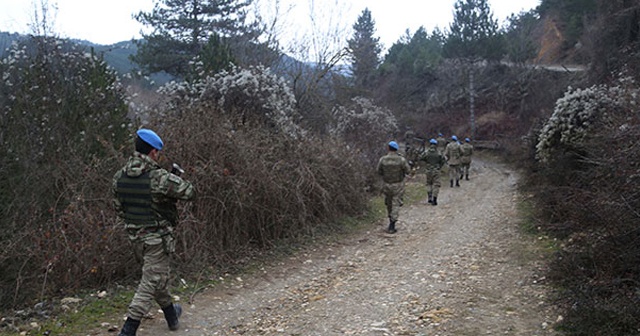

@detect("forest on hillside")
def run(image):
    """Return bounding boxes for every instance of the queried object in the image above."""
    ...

[1,0,640,334]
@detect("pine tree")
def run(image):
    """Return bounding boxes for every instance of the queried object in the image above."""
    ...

[444,0,503,62]
[444,0,504,138]
[347,8,382,93]
[378,27,443,106]
[132,0,261,77]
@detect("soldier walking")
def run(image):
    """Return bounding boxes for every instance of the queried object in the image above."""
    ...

[404,127,415,156]
[460,137,474,180]
[418,139,446,205]
[113,129,196,336]
[377,141,411,233]
[436,132,447,154]
[444,135,462,187]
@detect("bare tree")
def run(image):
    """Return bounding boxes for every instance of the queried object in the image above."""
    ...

[27,0,58,38]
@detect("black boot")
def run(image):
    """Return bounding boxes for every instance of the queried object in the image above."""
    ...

[387,220,397,234]
[162,303,182,331]
[455,180,460,187]
[427,193,433,204]
[460,173,464,180]
[465,174,469,180]
[118,317,140,336]
[432,197,438,206]
[450,180,453,188]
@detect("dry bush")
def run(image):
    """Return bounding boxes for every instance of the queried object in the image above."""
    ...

[330,97,398,160]
[146,66,370,272]
[0,51,371,316]
[149,105,370,273]
[528,77,640,334]
[0,36,132,309]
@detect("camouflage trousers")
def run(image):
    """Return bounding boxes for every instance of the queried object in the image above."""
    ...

[425,170,441,197]
[448,164,460,182]
[382,182,405,222]
[127,238,174,320]
[460,160,471,178]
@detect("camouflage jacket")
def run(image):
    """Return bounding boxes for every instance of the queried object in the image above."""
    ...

[112,151,195,243]
[418,146,445,172]
[460,143,473,164]
[444,142,462,165]
[377,152,411,184]
[436,136,447,152]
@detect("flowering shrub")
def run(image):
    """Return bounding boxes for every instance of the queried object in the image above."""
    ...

[0,38,129,160]
[536,78,639,162]
[0,36,131,309]
[329,97,398,169]
[527,74,640,334]
[159,65,303,137]
[331,97,398,139]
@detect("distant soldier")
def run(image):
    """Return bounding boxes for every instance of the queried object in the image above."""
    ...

[377,141,411,233]
[444,135,462,187]
[404,127,415,155]
[436,132,447,154]
[418,139,446,205]
[460,137,474,180]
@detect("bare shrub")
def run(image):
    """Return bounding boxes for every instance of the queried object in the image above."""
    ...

[0,36,131,308]
[329,96,398,163]
[149,67,369,272]
[529,75,640,333]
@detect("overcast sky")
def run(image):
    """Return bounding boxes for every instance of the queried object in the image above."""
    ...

[0,0,540,50]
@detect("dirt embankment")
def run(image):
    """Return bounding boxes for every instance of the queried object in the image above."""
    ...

[100,157,559,336]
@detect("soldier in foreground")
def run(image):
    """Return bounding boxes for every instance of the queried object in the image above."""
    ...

[377,141,411,233]
[113,129,196,336]
[418,139,446,205]
[444,135,462,187]
[460,137,474,180]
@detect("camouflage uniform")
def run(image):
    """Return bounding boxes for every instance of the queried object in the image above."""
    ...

[436,136,447,154]
[377,151,411,232]
[460,142,474,180]
[418,144,445,205]
[444,140,462,187]
[404,129,415,155]
[112,151,195,321]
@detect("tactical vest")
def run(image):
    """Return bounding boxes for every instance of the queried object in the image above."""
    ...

[461,144,472,156]
[380,155,406,184]
[116,171,177,230]
[422,149,442,170]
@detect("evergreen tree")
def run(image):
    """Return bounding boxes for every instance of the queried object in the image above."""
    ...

[132,0,261,78]
[378,27,443,106]
[444,0,504,138]
[504,10,539,64]
[347,8,382,93]
[444,0,504,62]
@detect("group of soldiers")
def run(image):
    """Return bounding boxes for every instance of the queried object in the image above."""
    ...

[377,130,474,234]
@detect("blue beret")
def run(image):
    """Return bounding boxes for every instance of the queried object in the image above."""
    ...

[388,141,399,150]
[465,137,470,142]
[438,133,443,136]
[451,135,458,141]
[136,129,164,150]
[430,138,438,145]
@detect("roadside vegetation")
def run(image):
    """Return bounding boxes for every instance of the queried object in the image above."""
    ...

[1,0,640,335]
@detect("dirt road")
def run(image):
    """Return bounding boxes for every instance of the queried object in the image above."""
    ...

[112,157,559,336]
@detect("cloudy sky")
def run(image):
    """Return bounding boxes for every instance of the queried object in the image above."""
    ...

[0,0,540,49]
